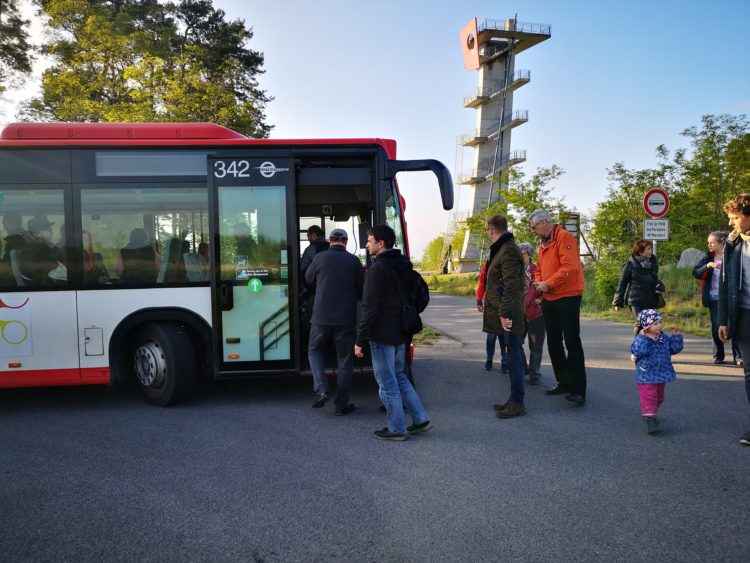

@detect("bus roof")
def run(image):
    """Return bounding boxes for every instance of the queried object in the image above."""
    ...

[0,122,397,157]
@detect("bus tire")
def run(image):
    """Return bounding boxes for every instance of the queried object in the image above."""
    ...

[132,322,196,406]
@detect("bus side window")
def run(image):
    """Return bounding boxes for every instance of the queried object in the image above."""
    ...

[80,185,209,287]
[0,191,67,290]
[385,182,406,251]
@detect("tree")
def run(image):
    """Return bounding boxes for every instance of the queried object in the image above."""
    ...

[726,133,750,195]
[421,235,446,272]
[0,0,33,95]
[21,0,271,137]
[464,165,568,258]
[679,114,749,231]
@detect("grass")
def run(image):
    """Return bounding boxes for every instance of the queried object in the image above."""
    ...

[424,272,478,298]
[412,325,442,345]
[422,267,712,338]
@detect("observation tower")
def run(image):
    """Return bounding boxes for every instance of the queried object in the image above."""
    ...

[452,17,550,272]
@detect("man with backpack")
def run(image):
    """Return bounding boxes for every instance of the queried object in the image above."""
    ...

[354,224,432,441]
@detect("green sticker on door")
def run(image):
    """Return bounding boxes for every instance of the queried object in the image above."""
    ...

[247,278,263,294]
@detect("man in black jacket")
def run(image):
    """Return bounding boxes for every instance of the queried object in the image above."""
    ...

[718,194,750,446]
[299,225,329,344]
[354,225,432,441]
[305,228,363,415]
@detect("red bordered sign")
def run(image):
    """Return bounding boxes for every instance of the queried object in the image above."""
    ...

[643,188,669,218]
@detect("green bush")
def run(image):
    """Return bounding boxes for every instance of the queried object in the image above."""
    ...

[426,263,712,337]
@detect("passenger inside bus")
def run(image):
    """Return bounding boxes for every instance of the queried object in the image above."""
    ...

[84,251,111,284]
[21,215,66,286]
[117,228,160,284]
[1,214,27,286]
[195,242,209,280]
[2,213,27,263]
[162,238,189,283]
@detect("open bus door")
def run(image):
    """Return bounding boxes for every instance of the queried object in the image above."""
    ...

[208,156,298,376]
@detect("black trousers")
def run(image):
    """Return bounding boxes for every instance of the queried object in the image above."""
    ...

[540,295,587,396]
[730,308,750,405]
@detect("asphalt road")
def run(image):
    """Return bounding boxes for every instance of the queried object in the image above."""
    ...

[1,293,748,562]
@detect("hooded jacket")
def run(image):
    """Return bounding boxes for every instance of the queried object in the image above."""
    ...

[355,248,415,346]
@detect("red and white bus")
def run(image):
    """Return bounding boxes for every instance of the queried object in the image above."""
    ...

[0,122,452,405]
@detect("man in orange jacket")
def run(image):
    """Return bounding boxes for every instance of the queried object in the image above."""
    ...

[529,209,587,405]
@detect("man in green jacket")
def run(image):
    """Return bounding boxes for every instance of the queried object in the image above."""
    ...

[482,214,526,418]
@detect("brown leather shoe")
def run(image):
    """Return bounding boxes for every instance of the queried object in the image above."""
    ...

[493,401,510,412]
[496,402,525,418]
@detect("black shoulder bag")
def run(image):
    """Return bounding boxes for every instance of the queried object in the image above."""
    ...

[384,263,423,335]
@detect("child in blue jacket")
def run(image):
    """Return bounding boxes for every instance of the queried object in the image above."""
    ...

[631,309,683,433]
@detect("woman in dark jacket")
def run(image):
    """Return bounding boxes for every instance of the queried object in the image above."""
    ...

[613,239,664,322]
[693,231,741,365]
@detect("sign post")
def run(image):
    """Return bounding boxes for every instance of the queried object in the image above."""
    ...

[643,188,670,255]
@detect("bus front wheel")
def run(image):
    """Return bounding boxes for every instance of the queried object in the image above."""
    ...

[132,322,196,406]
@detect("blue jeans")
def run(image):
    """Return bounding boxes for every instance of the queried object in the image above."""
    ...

[504,333,525,404]
[486,332,509,367]
[370,341,429,435]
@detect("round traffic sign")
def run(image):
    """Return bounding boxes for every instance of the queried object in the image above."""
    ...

[643,188,669,218]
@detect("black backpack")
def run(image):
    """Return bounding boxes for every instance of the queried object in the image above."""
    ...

[384,264,425,335]
[410,270,430,313]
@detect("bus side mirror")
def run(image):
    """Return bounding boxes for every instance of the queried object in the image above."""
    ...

[385,159,454,210]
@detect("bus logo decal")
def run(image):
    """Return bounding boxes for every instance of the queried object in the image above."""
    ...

[0,297,32,356]
[257,161,290,178]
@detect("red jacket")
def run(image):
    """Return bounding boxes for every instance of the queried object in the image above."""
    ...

[524,262,544,320]
[475,261,489,303]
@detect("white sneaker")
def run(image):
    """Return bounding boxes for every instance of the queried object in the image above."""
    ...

[630,354,637,363]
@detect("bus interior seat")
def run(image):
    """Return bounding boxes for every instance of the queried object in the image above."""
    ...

[183,253,203,282]
[9,249,30,287]
[157,243,170,283]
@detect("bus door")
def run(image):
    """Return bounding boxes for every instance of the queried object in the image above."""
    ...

[208,156,297,375]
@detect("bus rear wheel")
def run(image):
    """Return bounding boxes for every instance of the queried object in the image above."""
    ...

[132,322,196,406]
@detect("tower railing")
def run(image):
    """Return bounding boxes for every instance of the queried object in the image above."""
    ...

[460,111,528,145]
[457,150,527,184]
[478,19,551,35]
[463,70,530,106]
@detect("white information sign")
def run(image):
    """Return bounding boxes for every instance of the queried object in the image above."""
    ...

[644,219,669,241]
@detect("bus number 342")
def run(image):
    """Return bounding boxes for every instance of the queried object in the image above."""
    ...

[213,160,250,178]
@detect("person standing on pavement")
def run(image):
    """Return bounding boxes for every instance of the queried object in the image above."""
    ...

[630,309,683,434]
[305,228,363,415]
[694,231,741,365]
[718,194,750,446]
[354,224,432,440]
[519,241,545,385]
[529,209,587,406]
[476,260,509,372]
[612,239,665,329]
[482,215,526,418]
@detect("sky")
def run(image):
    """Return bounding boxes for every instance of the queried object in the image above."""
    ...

[2,0,749,259]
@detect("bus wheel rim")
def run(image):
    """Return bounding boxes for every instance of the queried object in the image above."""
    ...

[134,341,167,388]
